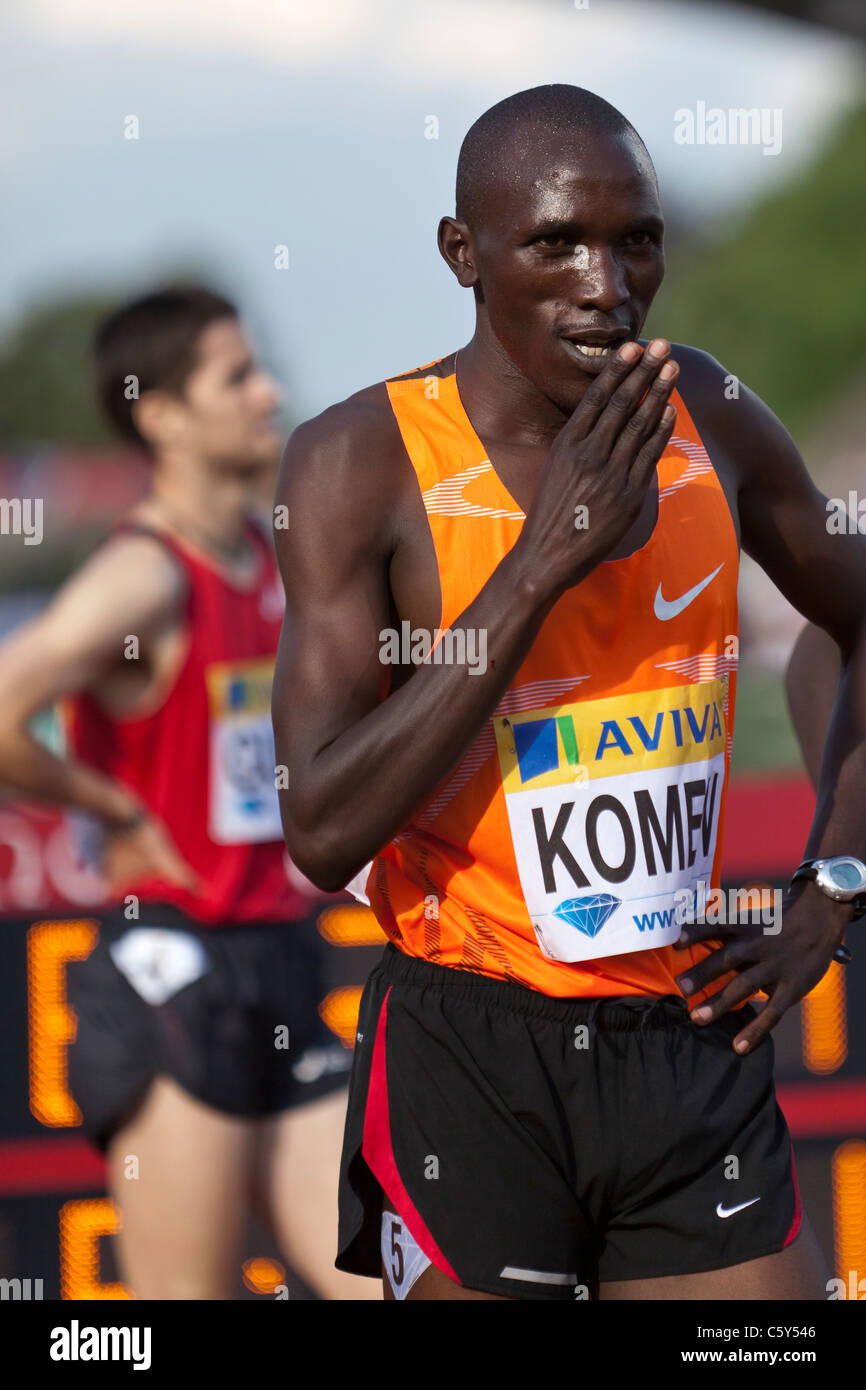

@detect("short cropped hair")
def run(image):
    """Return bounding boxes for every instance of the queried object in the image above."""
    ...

[92,286,237,450]
[456,84,654,230]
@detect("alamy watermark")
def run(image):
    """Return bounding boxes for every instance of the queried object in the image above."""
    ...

[0,497,43,544]
[50,1320,151,1369]
[675,879,781,934]
[1,1277,43,1299]
[826,493,866,534]
[827,1270,866,1300]
[379,622,487,675]
[674,103,782,157]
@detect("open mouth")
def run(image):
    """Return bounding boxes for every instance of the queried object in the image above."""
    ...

[560,334,629,367]
[571,343,617,358]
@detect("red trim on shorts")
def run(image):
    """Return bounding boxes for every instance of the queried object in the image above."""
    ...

[783,1142,803,1248]
[361,984,460,1283]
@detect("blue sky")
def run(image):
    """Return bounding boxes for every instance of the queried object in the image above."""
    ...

[2,0,862,419]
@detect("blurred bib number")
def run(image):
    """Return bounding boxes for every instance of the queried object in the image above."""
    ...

[206,657,282,844]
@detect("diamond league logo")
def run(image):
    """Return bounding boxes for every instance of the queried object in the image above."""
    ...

[553,894,621,938]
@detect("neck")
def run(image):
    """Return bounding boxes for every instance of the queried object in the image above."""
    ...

[456,313,581,450]
[146,458,252,554]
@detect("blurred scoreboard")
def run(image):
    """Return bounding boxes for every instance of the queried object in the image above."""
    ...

[1,888,865,1300]
[0,903,386,1301]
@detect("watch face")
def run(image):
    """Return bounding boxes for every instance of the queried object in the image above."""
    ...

[824,858,866,893]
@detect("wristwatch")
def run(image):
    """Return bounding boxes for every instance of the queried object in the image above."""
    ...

[790,856,866,964]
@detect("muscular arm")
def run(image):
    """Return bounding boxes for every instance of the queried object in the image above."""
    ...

[785,623,841,789]
[724,365,866,869]
[270,402,558,892]
[272,346,677,891]
[671,348,866,1045]
[679,348,866,845]
[0,535,185,827]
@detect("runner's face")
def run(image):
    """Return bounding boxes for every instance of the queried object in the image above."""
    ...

[471,134,664,411]
[178,318,282,475]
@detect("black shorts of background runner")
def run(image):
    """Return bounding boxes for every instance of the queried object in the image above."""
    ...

[67,904,352,1151]
[337,943,801,1300]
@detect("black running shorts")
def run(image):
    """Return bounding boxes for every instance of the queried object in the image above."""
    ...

[336,944,802,1299]
[67,903,352,1150]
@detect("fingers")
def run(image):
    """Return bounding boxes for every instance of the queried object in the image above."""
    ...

[586,338,676,455]
[731,990,790,1054]
[688,966,771,1026]
[559,339,650,444]
[164,848,202,892]
[675,937,757,996]
[675,919,749,949]
[624,400,677,495]
[147,816,200,890]
[609,359,679,472]
[688,974,785,1053]
[104,822,202,894]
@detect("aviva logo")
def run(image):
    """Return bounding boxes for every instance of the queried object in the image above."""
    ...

[512,714,581,784]
[496,677,728,792]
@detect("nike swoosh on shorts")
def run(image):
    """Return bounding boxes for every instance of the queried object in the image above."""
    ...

[716,1197,761,1219]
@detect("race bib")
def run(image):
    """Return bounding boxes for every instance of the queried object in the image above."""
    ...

[206,658,283,845]
[493,678,728,963]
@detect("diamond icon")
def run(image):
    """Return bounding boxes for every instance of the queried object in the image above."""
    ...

[553,894,620,938]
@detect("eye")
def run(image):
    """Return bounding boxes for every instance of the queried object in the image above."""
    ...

[624,231,655,247]
[533,234,572,250]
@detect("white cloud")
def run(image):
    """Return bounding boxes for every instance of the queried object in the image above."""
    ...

[8,0,860,184]
[2,0,862,410]
[10,0,856,99]
[11,0,371,64]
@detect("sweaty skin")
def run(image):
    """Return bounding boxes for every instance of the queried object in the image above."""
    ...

[272,127,866,1063]
[272,120,857,1302]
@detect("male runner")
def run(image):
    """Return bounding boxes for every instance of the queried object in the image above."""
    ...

[0,286,372,1300]
[271,86,866,1300]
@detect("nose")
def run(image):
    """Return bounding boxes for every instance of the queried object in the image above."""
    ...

[256,371,282,412]
[572,245,629,314]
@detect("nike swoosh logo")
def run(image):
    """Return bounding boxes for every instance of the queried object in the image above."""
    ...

[654,563,724,621]
[716,1197,761,1219]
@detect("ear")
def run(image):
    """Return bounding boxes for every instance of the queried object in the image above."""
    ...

[132,390,185,451]
[437,216,479,289]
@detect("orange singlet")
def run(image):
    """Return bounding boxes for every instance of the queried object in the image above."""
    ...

[353,356,741,1005]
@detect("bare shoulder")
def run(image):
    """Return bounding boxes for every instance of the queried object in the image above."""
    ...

[48,527,187,636]
[669,341,800,489]
[277,379,412,556]
[670,342,743,427]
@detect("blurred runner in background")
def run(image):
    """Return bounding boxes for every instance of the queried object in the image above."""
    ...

[0,286,372,1299]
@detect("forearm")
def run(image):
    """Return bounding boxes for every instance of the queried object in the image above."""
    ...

[785,623,841,790]
[283,541,561,889]
[800,623,866,867]
[0,727,141,827]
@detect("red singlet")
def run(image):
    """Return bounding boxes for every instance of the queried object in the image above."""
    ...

[65,518,312,926]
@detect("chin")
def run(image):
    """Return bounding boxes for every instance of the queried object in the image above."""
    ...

[550,380,585,413]
[505,349,583,418]
[215,453,273,479]
[533,370,585,418]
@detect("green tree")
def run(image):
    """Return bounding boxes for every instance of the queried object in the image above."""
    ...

[0,295,118,448]
[648,97,866,447]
